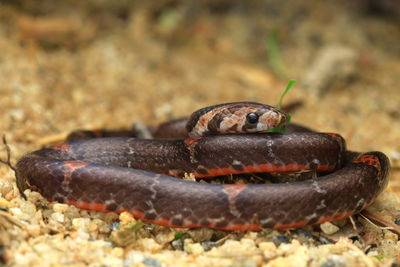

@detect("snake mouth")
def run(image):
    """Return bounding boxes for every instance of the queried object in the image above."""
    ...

[278,111,289,127]
[256,109,288,131]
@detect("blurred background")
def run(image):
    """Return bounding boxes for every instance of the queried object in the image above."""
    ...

[0,1,399,265]
[0,0,399,153]
[0,0,398,151]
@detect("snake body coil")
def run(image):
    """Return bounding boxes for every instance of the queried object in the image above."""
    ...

[16,102,389,230]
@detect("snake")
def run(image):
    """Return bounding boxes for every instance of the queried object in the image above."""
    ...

[15,102,390,231]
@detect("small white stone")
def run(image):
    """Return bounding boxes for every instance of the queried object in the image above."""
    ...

[124,251,145,266]
[51,212,65,223]
[320,222,340,235]
[52,203,69,213]
[20,201,37,218]
[72,218,91,230]
[26,224,41,236]
[184,240,204,255]
[9,207,23,217]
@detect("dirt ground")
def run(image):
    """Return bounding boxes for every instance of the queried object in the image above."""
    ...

[0,1,399,266]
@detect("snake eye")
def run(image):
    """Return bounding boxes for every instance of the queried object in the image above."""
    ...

[246,113,259,124]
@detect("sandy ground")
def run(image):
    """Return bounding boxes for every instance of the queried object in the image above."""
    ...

[0,1,399,266]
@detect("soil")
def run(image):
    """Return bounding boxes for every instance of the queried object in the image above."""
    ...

[0,1,399,266]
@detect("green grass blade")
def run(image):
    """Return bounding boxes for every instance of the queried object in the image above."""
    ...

[266,80,296,133]
[277,79,296,110]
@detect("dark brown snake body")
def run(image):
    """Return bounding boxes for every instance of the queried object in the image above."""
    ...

[15,102,390,231]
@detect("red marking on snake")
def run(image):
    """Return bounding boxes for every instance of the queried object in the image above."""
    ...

[66,199,262,230]
[315,211,354,225]
[63,161,89,171]
[50,144,71,151]
[64,195,264,230]
[222,184,247,197]
[194,164,335,178]
[354,155,380,168]
[273,211,354,229]
[273,221,307,229]
[67,200,109,212]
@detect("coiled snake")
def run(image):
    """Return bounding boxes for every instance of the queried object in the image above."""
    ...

[15,102,389,231]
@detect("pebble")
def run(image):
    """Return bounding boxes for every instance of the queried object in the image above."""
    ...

[321,255,346,267]
[258,241,276,251]
[277,240,302,254]
[71,217,92,240]
[259,242,277,260]
[110,221,120,231]
[143,258,162,267]
[119,211,135,223]
[320,222,340,235]
[25,190,44,203]
[26,224,41,236]
[88,220,99,233]
[318,236,332,245]
[124,251,145,266]
[9,207,22,217]
[184,239,204,255]
[171,238,184,250]
[19,201,37,221]
[94,219,111,234]
[293,229,314,238]
[0,181,13,197]
[189,228,213,242]
[200,241,217,251]
[138,238,162,253]
[51,212,65,223]
[4,189,15,201]
[52,203,69,213]
[111,247,124,258]
[271,235,289,246]
[72,218,90,231]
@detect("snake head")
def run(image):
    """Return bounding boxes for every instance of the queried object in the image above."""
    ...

[187,102,288,138]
